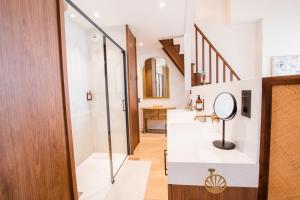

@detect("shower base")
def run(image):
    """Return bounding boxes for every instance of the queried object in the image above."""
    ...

[76,153,127,200]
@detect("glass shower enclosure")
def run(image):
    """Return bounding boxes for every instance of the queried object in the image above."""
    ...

[64,0,129,198]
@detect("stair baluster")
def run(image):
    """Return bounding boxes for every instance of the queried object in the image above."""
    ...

[193,24,240,87]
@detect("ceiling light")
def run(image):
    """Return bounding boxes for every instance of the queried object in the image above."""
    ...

[70,13,76,18]
[93,12,100,18]
[159,2,166,8]
[139,42,143,46]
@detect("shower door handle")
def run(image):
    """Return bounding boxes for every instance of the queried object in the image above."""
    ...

[122,100,126,111]
[164,149,168,176]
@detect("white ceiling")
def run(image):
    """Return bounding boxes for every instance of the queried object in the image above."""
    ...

[72,0,187,47]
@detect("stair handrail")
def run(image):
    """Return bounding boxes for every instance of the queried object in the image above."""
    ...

[194,24,240,86]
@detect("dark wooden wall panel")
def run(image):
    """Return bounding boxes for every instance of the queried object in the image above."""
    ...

[126,25,140,154]
[0,0,76,199]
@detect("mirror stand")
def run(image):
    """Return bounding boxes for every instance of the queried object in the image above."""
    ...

[213,120,236,150]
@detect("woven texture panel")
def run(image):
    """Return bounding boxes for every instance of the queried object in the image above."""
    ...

[268,85,300,200]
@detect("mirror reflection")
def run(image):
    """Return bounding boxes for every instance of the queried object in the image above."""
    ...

[143,58,169,98]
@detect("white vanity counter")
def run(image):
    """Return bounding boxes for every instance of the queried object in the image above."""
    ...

[167,109,259,188]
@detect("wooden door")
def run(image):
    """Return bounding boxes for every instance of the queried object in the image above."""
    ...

[0,0,77,199]
[126,25,140,154]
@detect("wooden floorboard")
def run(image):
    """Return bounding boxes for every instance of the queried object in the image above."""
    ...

[130,133,168,200]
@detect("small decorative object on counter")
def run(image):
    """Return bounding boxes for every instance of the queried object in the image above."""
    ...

[87,90,93,101]
[195,95,204,111]
[185,99,193,111]
[205,168,227,194]
[201,71,206,85]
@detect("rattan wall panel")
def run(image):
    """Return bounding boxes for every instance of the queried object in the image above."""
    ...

[268,85,300,200]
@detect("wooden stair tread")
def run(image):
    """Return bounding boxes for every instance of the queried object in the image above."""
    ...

[159,39,184,75]
[159,39,173,46]
[173,44,180,53]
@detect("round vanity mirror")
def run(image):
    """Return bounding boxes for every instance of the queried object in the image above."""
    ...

[213,92,237,150]
[214,93,237,120]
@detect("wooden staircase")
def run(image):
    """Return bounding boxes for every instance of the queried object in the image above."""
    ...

[192,24,240,86]
[159,39,184,75]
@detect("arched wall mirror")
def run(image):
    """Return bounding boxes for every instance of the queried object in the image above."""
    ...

[143,58,170,99]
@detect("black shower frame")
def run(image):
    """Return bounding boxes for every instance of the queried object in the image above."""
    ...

[65,0,130,184]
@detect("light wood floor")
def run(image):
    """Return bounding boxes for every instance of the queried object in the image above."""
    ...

[129,133,168,200]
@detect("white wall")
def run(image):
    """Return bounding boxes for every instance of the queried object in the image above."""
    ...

[195,20,261,80]
[262,14,300,77]
[191,78,262,162]
[137,47,186,130]
[196,0,230,24]
[230,0,300,77]
[193,0,261,81]
[184,0,197,97]
[192,0,300,78]
[103,25,126,50]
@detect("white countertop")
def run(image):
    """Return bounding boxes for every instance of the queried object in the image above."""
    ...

[167,109,259,187]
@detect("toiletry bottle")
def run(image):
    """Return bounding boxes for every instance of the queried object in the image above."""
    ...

[196,95,204,111]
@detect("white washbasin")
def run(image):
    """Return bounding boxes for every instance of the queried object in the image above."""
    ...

[167,110,259,187]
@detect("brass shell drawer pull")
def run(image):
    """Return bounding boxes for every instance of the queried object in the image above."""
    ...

[204,168,227,194]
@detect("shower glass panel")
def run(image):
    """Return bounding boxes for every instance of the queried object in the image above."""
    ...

[64,3,114,199]
[64,0,129,198]
[105,39,129,177]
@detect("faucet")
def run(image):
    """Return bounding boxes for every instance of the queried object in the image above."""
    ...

[211,112,220,123]
[194,112,220,123]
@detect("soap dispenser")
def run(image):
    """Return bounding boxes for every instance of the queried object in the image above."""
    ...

[196,95,204,111]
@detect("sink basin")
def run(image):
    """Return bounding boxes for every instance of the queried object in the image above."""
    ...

[167,109,259,188]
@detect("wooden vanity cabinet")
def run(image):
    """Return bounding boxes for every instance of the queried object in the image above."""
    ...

[142,107,175,133]
[168,185,257,200]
